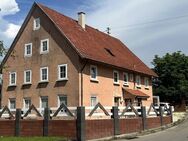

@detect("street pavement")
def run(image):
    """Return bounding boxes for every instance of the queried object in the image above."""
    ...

[117,118,188,141]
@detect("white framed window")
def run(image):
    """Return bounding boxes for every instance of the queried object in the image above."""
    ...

[123,72,129,86]
[24,70,32,84]
[58,95,67,107]
[90,96,97,107]
[113,70,119,84]
[58,64,67,80]
[9,72,16,86]
[24,43,32,57]
[129,74,133,81]
[9,98,16,109]
[40,67,48,82]
[40,96,48,108]
[40,39,49,54]
[33,18,40,30]
[136,75,141,88]
[144,77,149,89]
[23,98,31,109]
[90,65,98,81]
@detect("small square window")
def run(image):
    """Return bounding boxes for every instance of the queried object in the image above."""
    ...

[40,67,48,82]
[144,77,149,89]
[58,95,67,106]
[40,39,49,54]
[9,99,16,109]
[33,18,40,30]
[113,71,119,84]
[24,70,32,84]
[9,72,16,86]
[90,65,98,81]
[24,98,31,109]
[40,96,48,108]
[58,64,67,80]
[90,96,97,107]
[24,43,32,57]
[123,73,129,86]
[136,75,141,88]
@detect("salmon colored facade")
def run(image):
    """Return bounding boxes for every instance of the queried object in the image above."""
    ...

[0,3,156,109]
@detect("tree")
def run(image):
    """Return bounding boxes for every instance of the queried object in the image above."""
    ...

[0,41,6,58]
[152,51,188,104]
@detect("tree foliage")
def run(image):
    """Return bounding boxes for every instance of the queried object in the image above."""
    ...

[0,41,6,57]
[152,51,188,103]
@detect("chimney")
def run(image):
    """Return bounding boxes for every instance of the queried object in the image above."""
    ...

[78,12,86,29]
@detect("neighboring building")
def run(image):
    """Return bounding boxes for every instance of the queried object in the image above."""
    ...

[0,3,157,109]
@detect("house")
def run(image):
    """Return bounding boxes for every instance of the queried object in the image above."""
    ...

[0,3,157,110]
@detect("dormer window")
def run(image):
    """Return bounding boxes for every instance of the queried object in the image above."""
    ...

[24,43,32,57]
[40,39,49,54]
[33,18,40,30]
[90,65,98,81]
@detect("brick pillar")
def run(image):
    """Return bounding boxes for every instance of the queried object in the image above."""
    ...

[77,106,85,141]
[111,106,120,135]
[43,107,50,136]
[141,106,147,130]
[15,109,21,136]
[159,106,163,126]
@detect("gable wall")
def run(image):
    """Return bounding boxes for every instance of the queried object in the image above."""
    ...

[1,7,80,108]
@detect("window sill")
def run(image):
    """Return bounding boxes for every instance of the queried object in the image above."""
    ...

[23,83,32,86]
[40,51,49,55]
[8,84,17,87]
[56,78,68,81]
[24,55,32,57]
[123,83,129,87]
[145,87,149,90]
[90,79,99,83]
[113,82,120,86]
[38,81,49,84]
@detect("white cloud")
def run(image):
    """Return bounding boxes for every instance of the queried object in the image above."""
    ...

[3,23,20,39]
[0,0,20,17]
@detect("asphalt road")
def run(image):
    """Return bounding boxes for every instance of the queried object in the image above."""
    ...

[117,118,188,141]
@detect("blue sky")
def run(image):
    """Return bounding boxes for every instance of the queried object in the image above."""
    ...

[1,0,188,67]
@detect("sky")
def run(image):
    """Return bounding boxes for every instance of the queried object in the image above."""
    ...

[0,0,188,67]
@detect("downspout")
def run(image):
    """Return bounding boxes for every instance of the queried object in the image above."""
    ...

[80,59,88,106]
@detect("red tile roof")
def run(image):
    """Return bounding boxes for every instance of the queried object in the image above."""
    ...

[38,4,157,76]
[123,88,150,98]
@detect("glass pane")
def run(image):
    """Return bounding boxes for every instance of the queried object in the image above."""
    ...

[42,69,47,80]
[11,73,15,84]
[26,71,30,82]
[25,99,31,109]
[59,96,67,106]
[10,100,16,109]
[60,66,66,78]
[41,97,48,108]
[91,97,97,107]
[26,45,31,55]
[91,67,96,79]
[42,41,47,51]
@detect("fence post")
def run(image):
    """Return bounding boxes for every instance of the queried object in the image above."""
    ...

[111,106,120,136]
[159,106,163,126]
[141,106,147,130]
[169,106,173,123]
[77,106,85,141]
[43,107,50,136]
[15,108,21,136]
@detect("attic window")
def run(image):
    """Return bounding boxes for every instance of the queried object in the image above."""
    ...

[33,18,40,30]
[104,48,115,57]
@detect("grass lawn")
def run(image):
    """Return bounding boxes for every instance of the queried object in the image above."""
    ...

[0,137,66,141]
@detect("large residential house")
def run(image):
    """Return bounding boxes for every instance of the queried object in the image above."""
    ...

[0,3,157,110]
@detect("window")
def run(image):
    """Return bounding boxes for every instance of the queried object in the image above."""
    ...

[136,75,141,88]
[24,70,32,84]
[144,77,149,89]
[33,18,40,30]
[58,64,67,80]
[40,67,48,82]
[123,73,129,86]
[9,72,16,86]
[90,96,97,107]
[24,43,32,57]
[58,95,67,106]
[24,98,31,109]
[113,71,119,84]
[129,74,133,81]
[9,99,16,109]
[40,39,49,54]
[40,96,48,108]
[90,65,98,81]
